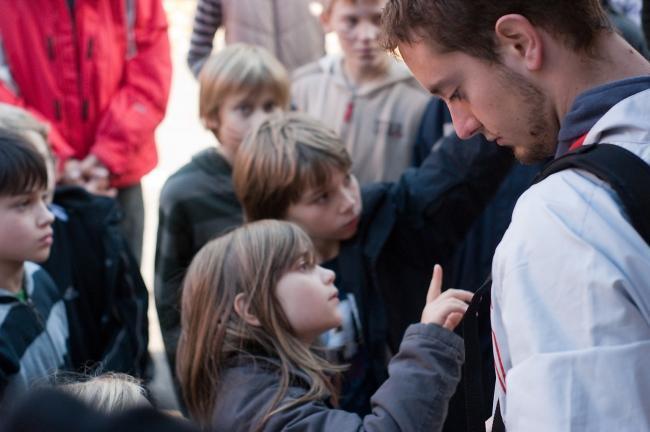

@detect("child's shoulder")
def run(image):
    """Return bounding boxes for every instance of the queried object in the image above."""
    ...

[160,148,232,207]
[291,54,335,84]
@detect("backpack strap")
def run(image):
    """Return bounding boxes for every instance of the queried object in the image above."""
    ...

[534,143,650,246]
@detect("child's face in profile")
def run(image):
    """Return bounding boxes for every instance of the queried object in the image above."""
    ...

[214,88,283,163]
[285,168,362,246]
[275,260,342,344]
[0,188,54,268]
[323,0,388,75]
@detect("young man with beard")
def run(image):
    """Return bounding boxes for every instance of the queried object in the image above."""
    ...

[381,1,650,430]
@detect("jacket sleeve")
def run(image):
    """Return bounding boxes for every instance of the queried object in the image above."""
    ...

[0,316,21,400]
[187,0,223,77]
[91,0,171,176]
[388,132,514,269]
[411,98,452,167]
[154,189,194,371]
[263,324,464,432]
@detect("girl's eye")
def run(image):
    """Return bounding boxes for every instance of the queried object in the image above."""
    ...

[343,173,352,186]
[296,260,312,272]
[263,101,277,112]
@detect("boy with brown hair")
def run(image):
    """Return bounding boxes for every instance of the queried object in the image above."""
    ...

[382,0,650,429]
[0,130,70,401]
[291,0,432,184]
[233,112,513,414]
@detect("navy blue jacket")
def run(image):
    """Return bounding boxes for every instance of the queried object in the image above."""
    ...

[335,130,513,413]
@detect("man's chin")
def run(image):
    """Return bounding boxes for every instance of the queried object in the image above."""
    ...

[513,147,552,165]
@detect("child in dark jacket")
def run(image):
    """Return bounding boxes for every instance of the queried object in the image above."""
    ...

[177,219,471,431]
[232,113,512,413]
[155,44,290,372]
[0,130,70,402]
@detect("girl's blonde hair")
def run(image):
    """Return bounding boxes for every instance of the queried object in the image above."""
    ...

[58,372,149,414]
[176,220,340,429]
[198,44,290,127]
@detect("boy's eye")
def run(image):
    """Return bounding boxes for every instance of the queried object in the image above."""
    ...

[344,16,358,28]
[237,104,253,116]
[263,101,277,113]
[315,192,330,204]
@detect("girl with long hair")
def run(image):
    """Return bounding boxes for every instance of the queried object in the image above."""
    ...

[177,220,471,431]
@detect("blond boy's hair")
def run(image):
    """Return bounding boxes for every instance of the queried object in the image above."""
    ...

[58,372,149,414]
[198,44,290,128]
[233,112,352,221]
[0,103,50,155]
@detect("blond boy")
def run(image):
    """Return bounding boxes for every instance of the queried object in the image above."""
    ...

[155,44,290,371]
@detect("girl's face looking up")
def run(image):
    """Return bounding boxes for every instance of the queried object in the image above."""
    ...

[215,88,283,163]
[275,261,342,344]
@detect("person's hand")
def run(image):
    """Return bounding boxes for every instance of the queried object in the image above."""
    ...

[79,155,116,197]
[61,158,85,186]
[420,264,473,330]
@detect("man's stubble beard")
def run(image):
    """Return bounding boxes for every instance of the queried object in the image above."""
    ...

[499,67,559,164]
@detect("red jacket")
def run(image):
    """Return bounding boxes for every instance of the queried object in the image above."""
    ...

[0,0,172,187]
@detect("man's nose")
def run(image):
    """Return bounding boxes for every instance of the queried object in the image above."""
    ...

[449,104,481,139]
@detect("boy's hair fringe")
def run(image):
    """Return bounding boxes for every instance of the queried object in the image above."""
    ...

[233,112,352,221]
[0,128,48,197]
[176,220,343,430]
[198,43,290,129]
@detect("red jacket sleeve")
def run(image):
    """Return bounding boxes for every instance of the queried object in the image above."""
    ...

[91,0,172,175]
[0,81,75,161]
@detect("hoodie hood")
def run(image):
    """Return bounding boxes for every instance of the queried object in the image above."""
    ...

[317,54,418,97]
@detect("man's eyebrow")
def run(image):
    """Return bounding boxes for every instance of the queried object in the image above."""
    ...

[427,78,452,97]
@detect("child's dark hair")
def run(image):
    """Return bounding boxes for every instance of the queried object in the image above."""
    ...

[0,128,48,197]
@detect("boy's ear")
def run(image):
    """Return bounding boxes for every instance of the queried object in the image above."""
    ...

[233,293,261,327]
[320,6,333,32]
[494,14,543,72]
[203,117,219,133]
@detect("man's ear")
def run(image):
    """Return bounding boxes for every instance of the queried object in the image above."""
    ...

[494,14,543,71]
[233,293,261,327]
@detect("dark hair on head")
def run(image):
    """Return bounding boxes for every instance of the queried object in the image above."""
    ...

[381,0,612,62]
[0,128,48,197]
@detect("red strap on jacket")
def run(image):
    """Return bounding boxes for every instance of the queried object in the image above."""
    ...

[569,133,589,151]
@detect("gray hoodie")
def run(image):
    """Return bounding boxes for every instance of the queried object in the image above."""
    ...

[292,54,432,184]
[210,323,464,432]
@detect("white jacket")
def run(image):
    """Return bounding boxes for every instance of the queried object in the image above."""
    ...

[491,88,650,431]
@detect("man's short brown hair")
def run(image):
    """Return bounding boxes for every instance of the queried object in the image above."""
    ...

[381,0,612,62]
[233,112,352,221]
